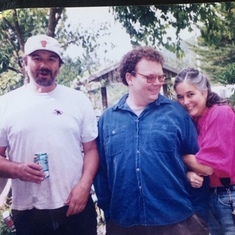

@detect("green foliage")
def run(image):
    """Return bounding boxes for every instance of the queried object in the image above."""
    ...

[219,64,235,85]
[192,43,235,84]
[0,196,14,235]
[200,2,235,47]
[230,93,235,106]
[112,3,235,86]
[0,7,112,94]
[0,71,24,95]
[0,8,50,73]
[0,8,63,94]
[191,2,235,85]
[57,57,82,88]
[56,20,112,89]
[107,83,128,106]
[112,3,216,57]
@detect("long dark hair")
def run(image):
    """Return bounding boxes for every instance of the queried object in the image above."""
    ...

[174,67,226,107]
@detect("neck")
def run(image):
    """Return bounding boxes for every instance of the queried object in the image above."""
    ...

[126,96,146,110]
[26,82,57,93]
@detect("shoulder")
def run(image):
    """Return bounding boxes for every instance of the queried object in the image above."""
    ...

[158,95,189,114]
[57,85,90,100]
[204,105,235,125]
[98,97,125,122]
[158,94,182,107]
[209,104,234,116]
[99,106,114,120]
[2,86,25,96]
[0,86,25,102]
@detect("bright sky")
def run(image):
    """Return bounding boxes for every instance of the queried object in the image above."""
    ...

[65,7,133,65]
[64,6,198,67]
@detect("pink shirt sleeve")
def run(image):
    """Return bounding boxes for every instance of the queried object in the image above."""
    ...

[196,105,235,181]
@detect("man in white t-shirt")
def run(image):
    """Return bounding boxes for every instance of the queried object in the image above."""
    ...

[0,34,99,235]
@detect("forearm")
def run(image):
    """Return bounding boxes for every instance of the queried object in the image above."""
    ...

[0,152,44,183]
[79,141,99,192]
[80,153,99,190]
[65,141,99,216]
[0,156,19,179]
[183,154,214,175]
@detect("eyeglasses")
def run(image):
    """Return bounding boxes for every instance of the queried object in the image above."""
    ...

[133,71,166,83]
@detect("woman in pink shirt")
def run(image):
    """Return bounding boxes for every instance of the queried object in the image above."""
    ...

[174,67,235,235]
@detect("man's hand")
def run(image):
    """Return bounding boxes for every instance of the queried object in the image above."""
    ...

[64,139,98,217]
[65,182,90,217]
[15,162,45,183]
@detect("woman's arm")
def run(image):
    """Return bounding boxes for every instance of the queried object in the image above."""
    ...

[183,154,214,176]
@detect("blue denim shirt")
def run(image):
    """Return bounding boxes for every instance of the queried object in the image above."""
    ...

[94,94,199,226]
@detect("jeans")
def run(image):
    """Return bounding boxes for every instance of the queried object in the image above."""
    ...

[208,189,235,235]
[12,195,97,235]
[106,214,209,235]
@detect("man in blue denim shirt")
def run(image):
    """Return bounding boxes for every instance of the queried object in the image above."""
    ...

[94,46,209,235]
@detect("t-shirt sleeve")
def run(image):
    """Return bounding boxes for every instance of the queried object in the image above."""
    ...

[80,94,98,143]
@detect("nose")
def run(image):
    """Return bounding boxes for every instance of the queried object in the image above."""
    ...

[183,97,191,105]
[39,60,50,69]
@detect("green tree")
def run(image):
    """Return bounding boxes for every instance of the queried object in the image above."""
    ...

[192,2,235,85]
[111,3,235,87]
[192,42,235,84]
[112,3,217,57]
[0,7,110,94]
[0,8,64,93]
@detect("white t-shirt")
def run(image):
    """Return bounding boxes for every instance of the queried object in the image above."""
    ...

[0,84,98,210]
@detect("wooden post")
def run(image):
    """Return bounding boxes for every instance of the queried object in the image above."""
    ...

[101,86,108,110]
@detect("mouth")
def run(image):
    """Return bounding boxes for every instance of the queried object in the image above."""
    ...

[149,87,160,93]
[186,105,195,113]
[38,69,52,77]
[40,72,49,76]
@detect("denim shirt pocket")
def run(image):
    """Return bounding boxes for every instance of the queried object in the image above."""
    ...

[150,124,177,152]
[104,128,125,157]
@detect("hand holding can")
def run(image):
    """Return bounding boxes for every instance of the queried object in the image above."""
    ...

[34,153,49,179]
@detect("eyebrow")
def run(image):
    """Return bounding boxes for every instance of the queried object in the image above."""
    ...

[177,91,194,96]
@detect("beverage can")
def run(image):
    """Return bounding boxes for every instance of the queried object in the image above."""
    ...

[2,210,16,232]
[34,152,49,179]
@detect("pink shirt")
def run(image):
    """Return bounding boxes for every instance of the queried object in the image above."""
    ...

[195,105,235,187]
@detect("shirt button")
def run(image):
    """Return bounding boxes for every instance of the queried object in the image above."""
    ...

[136,168,140,172]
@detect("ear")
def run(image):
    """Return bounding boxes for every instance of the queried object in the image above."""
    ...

[126,72,133,86]
[23,57,28,66]
[202,89,208,98]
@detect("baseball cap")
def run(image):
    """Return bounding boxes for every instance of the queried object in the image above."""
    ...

[24,34,63,61]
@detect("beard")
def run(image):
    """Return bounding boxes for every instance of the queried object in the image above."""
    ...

[34,68,57,87]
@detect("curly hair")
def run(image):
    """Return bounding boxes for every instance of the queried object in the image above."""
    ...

[119,46,164,86]
[174,67,226,107]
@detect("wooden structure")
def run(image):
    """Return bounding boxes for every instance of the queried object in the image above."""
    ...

[87,62,178,110]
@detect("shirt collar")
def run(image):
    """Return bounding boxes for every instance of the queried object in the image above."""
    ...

[112,94,171,111]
